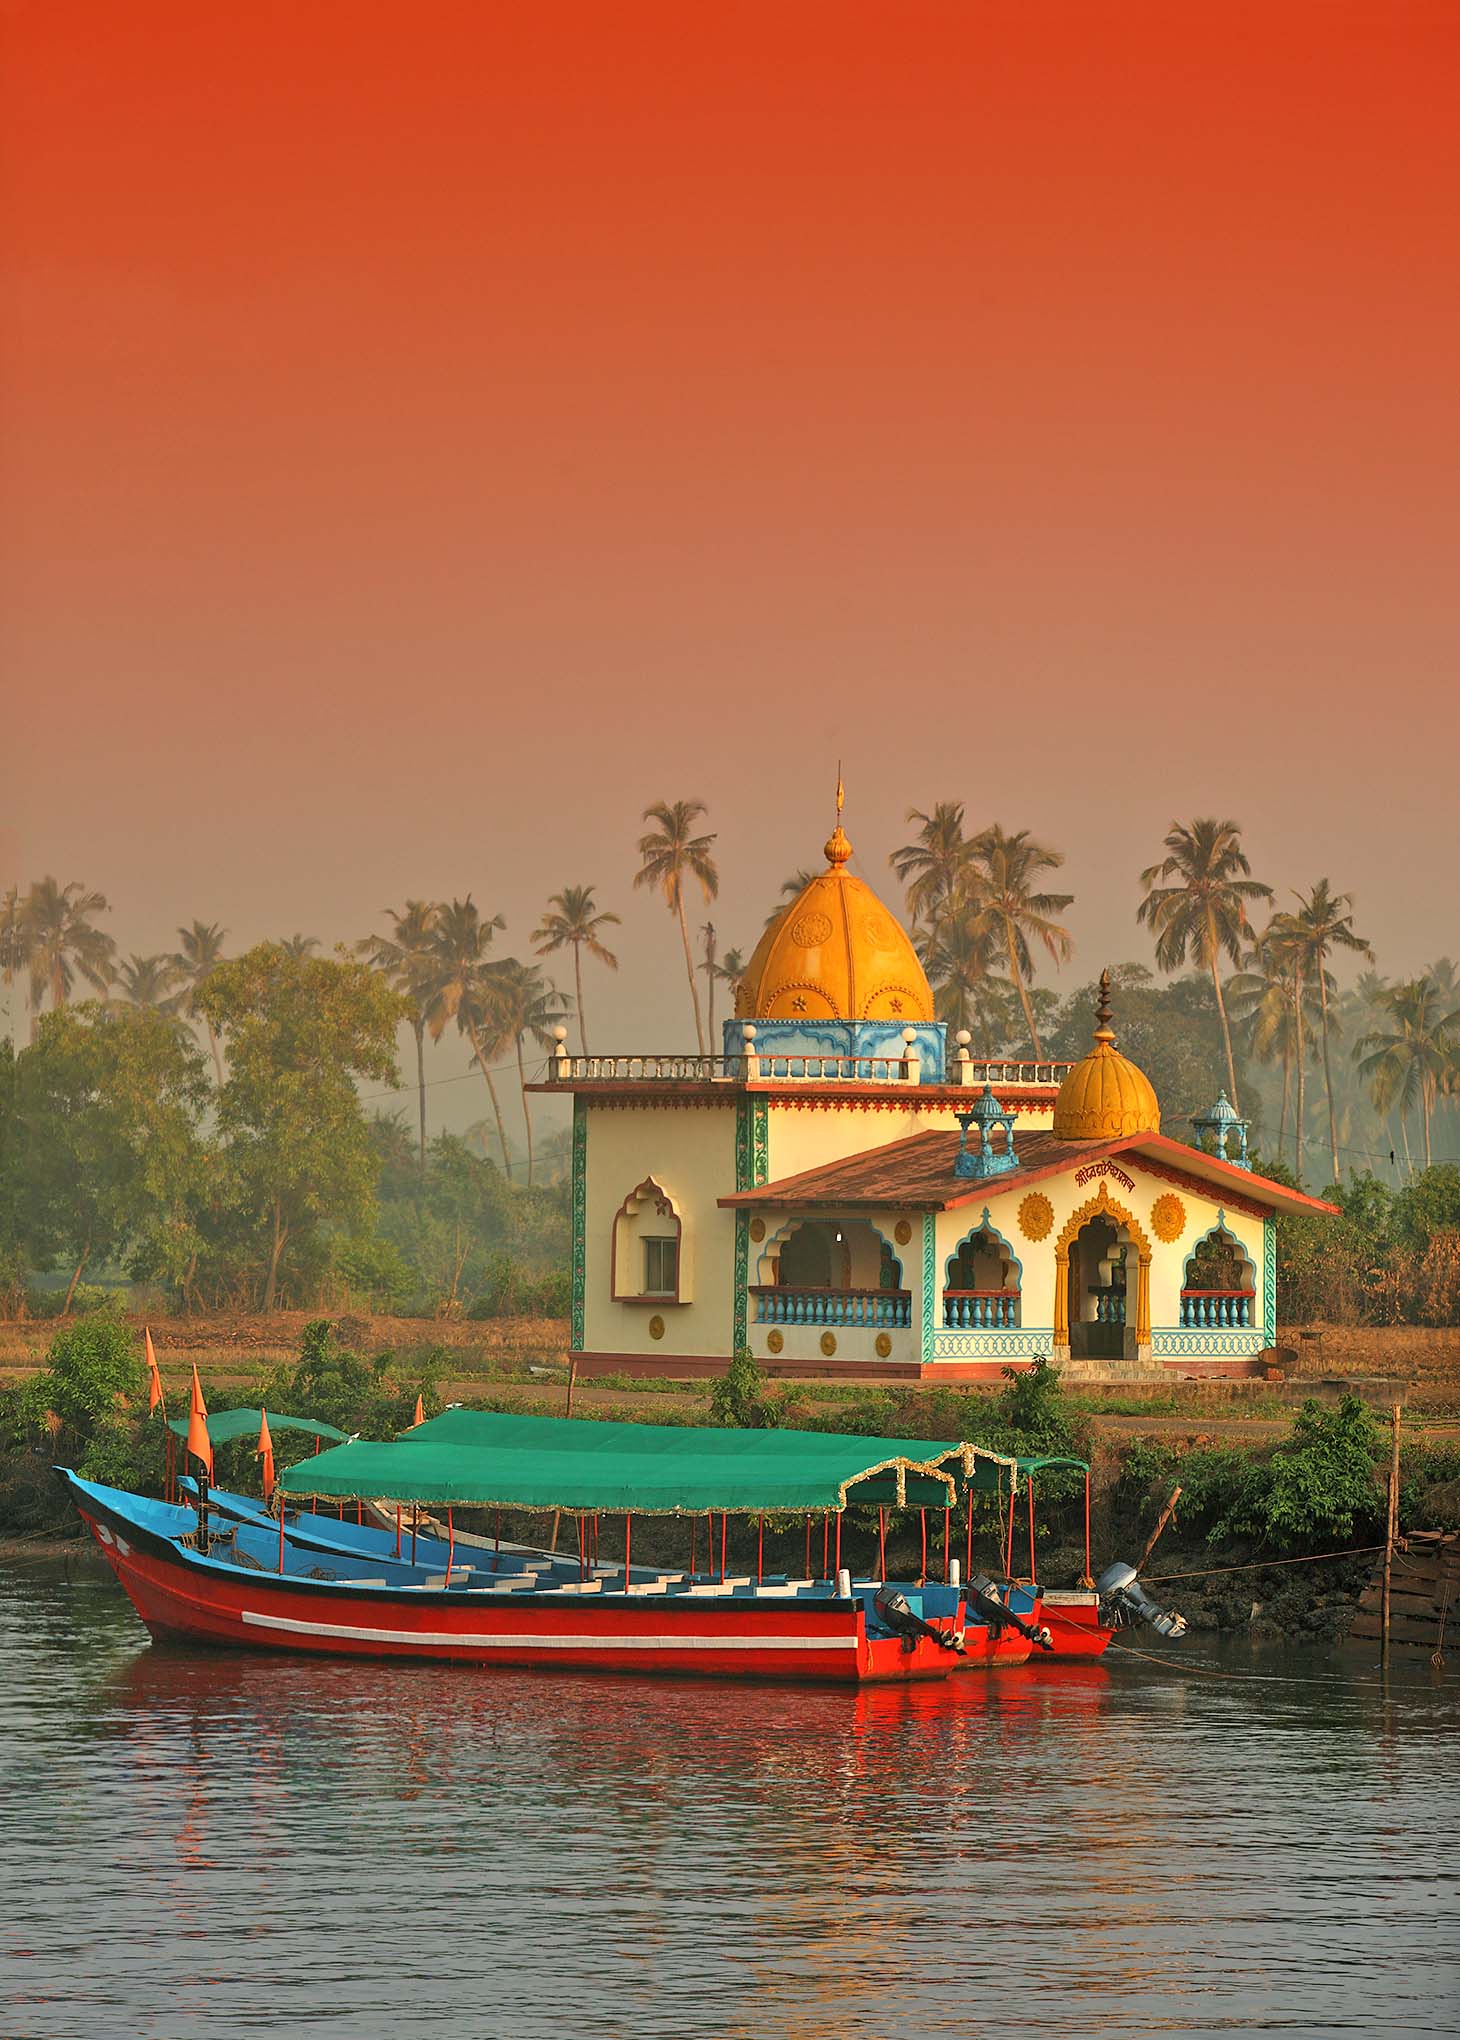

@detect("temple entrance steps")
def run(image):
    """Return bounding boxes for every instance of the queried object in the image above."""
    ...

[1054,1358,1166,1383]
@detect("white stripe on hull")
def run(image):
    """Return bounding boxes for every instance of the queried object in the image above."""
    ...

[239,1607,854,1652]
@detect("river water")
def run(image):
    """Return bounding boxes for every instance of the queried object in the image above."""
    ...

[0,1550,1456,2040]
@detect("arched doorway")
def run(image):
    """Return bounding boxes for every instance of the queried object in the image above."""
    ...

[1053,1186,1152,1363]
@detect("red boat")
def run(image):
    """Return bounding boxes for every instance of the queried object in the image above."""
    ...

[62,1419,1004,1686]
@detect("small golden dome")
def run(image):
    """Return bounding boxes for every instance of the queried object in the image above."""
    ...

[734,813,934,1024]
[1051,970,1161,1141]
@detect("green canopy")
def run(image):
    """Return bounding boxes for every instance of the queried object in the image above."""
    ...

[400,1410,1024,1494]
[278,1415,978,1515]
[167,1408,348,1448]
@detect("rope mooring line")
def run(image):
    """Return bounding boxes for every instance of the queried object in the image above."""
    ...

[1142,1543,1385,1584]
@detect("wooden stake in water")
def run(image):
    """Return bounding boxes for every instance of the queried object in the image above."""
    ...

[1139,1486,1183,1573]
[1382,1401,1401,1666]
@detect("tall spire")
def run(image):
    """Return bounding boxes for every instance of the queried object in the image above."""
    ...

[1094,966,1115,1044]
[824,765,852,868]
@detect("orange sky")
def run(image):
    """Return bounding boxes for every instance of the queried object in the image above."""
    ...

[4,3,1458,1110]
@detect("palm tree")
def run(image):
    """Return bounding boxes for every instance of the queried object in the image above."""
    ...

[423,896,514,1179]
[762,871,819,929]
[635,800,718,1051]
[1137,819,1271,1111]
[890,801,974,925]
[114,953,181,1007]
[279,933,321,957]
[919,895,1008,1048]
[1359,976,1459,1170]
[1262,910,1332,1183]
[167,920,229,1084]
[358,901,441,1169]
[0,887,26,1039]
[1290,881,1373,1183]
[532,886,619,1056]
[1228,925,1303,1155]
[969,826,1073,1057]
[492,958,572,1185]
[23,877,116,1026]
[710,945,748,1018]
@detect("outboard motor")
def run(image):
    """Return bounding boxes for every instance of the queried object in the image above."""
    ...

[967,1575,1054,1652]
[873,1585,965,1656]
[1097,1560,1187,1639]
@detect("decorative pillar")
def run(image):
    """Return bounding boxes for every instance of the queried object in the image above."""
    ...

[1135,1250,1152,1356]
[1052,1246,1070,1357]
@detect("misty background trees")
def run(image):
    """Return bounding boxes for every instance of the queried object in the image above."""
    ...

[0,800,1456,1321]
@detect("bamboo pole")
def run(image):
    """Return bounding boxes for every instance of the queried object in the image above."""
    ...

[1382,1401,1401,1666]
[1138,1486,1183,1573]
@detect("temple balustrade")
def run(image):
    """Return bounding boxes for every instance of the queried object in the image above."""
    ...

[1179,1288,1255,1328]
[941,1289,1019,1329]
[750,1285,913,1329]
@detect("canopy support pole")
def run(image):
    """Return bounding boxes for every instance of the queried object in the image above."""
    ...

[966,1491,974,1583]
[920,1508,927,1583]
[804,1516,811,1579]
[394,1506,402,1559]
[720,1512,727,1583]
[690,1514,697,1578]
[278,1501,285,1574]
[495,1509,502,1573]
[834,1511,842,1580]
[410,1506,419,1565]
[877,1508,886,1581]
[1004,1483,1016,1576]
[624,1513,632,1594]
[943,1507,950,1584]
[822,1513,830,1581]
[1027,1476,1036,1584]
[757,1516,764,1586]
[447,1507,455,1582]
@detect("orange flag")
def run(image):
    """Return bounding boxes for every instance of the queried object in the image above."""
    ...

[256,1409,276,1502]
[185,1364,213,1479]
[144,1327,165,1416]
[410,1393,425,1428]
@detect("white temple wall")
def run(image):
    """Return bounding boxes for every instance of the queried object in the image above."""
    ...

[580,1104,739,1359]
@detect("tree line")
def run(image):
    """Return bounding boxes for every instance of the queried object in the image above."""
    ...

[3,802,1457,1207]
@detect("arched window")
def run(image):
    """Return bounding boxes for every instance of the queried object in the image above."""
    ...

[1181,1220,1255,1328]
[943,1219,1021,1328]
[611,1179,687,1303]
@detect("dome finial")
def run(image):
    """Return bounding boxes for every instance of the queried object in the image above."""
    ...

[1094,967,1115,1044]
[824,764,852,868]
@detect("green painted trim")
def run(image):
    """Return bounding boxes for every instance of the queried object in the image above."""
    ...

[1263,1213,1276,1340]
[732,1097,769,1354]
[570,1098,588,1352]
[921,1213,936,1359]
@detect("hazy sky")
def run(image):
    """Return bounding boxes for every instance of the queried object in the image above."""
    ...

[5,2,1457,1130]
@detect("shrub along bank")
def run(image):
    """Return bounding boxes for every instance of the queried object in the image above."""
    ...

[3,1322,1454,1642]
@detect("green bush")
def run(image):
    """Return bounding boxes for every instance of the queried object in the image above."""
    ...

[252,1318,444,1441]
[709,1349,780,1429]
[1208,1397,1383,1548]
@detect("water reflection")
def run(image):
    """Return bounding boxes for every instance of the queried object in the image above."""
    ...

[2,1552,1457,2039]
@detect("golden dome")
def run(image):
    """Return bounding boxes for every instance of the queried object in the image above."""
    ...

[734,815,934,1024]
[1051,971,1161,1141]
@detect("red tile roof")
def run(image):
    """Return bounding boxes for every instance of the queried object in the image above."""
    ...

[718,1128,1338,1217]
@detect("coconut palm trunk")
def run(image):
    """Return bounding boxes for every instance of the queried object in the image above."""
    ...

[1293,960,1306,1182]
[572,941,588,1055]
[1004,925,1042,1057]
[677,890,706,1052]
[1318,970,1340,1184]
[1278,1040,1291,1153]
[1206,917,1242,1111]
[466,1018,514,1181]
[412,1016,428,1170]
[515,1034,536,1185]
